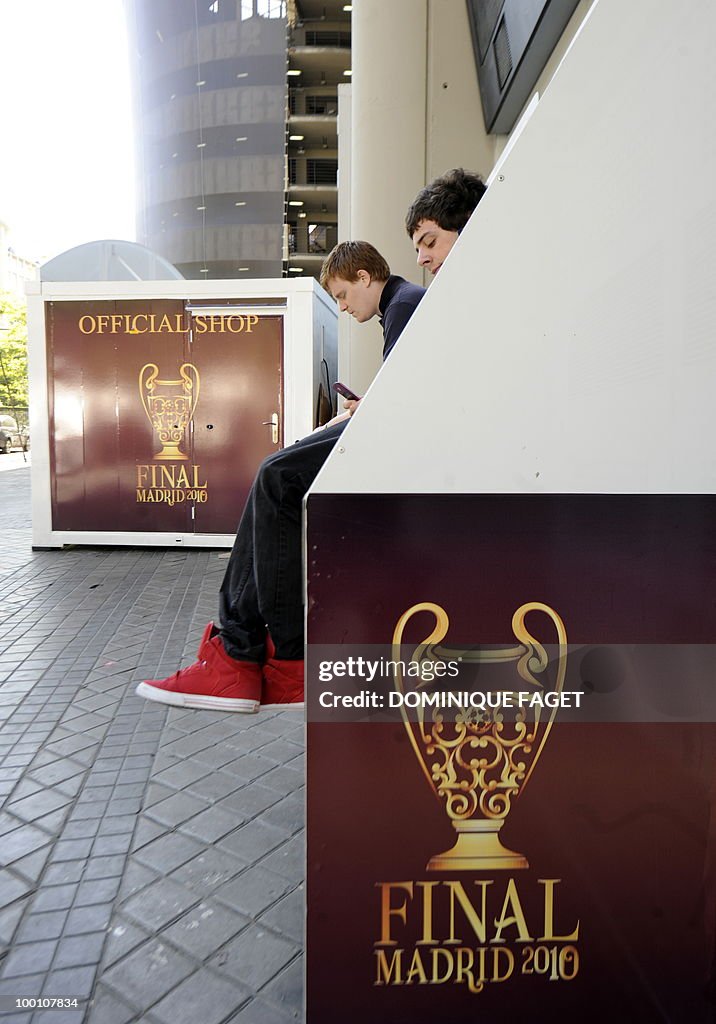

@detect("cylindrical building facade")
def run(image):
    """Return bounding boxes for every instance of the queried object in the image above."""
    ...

[125,0,288,279]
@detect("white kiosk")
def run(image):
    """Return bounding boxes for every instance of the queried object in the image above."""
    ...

[27,247,336,549]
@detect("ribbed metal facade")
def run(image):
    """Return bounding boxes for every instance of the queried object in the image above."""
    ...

[125,0,288,279]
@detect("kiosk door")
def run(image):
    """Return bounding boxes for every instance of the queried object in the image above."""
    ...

[187,307,283,535]
[47,299,283,538]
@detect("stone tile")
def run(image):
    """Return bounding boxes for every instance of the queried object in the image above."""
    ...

[64,903,114,936]
[98,814,138,836]
[209,924,298,990]
[49,838,94,863]
[232,996,298,1024]
[41,861,85,886]
[217,820,288,864]
[1,825,52,866]
[32,885,77,913]
[214,866,293,918]
[261,955,304,1016]
[102,917,152,968]
[145,792,209,828]
[61,819,101,840]
[91,833,132,857]
[85,983,140,1024]
[103,939,196,1013]
[218,783,281,819]
[222,753,280,784]
[260,765,305,795]
[2,938,57,976]
[162,899,248,960]
[134,832,205,874]
[261,835,305,883]
[44,964,95,998]
[152,761,211,792]
[0,972,46,998]
[83,854,126,880]
[122,877,198,931]
[14,909,68,942]
[116,860,157,901]
[0,900,26,945]
[261,795,305,835]
[179,805,243,843]
[130,817,167,851]
[186,772,243,803]
[170,848,246,896]
[0,871,32,910]
[5,789,70,823]
[258,885,305,945]
[74,876,121,907]
[150,969,249,1024]
[52,931,107,969]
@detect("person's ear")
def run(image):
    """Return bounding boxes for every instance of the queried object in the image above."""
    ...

[356,269,370,286]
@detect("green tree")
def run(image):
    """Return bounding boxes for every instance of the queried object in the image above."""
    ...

[0,290,29,414]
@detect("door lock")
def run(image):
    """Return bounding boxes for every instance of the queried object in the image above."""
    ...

[261,412,279,444]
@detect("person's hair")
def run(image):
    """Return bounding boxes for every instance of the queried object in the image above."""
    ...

[405,168,486,237]
[320,241,391,290]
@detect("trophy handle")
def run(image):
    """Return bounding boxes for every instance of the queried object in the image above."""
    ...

[139,363,159,423]
[511,602,568,792]
[392,602,450,798]
[179,363,201,418]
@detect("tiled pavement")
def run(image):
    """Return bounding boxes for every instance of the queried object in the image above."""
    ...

[0,466,305,1023]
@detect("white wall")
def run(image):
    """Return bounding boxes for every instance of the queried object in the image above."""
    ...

[344,0,594,395]
[314,0,716,496]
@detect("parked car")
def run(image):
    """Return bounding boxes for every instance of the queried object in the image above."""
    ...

[0,415,29,453]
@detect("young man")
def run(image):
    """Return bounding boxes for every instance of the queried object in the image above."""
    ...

[135,169,486,715]
[405,168,486,275]
[135,242,425,713]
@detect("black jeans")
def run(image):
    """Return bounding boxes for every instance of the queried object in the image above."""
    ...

[218,421,347,662]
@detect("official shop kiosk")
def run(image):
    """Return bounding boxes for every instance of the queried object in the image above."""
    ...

[27,244,337,549]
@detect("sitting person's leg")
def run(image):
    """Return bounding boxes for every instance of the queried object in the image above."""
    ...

[135,423,346,711]
[136,238,435,714]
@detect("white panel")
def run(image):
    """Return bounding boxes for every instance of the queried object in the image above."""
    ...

[313,0,716,495]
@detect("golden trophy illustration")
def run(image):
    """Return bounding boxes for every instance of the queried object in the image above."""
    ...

[392,601,567,871]
[139,362,200,461]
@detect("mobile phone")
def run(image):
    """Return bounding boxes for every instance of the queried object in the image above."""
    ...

[333,381,361,401]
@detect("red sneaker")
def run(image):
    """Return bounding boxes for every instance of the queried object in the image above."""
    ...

[135,622,261,713]
[261,658,305,710]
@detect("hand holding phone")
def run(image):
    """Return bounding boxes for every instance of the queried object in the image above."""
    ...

[333,381,361,401]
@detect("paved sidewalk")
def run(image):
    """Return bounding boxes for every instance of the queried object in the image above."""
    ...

[0,466,304,1024]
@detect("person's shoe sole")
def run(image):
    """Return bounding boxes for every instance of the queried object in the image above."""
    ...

[260,701,305,711]
[135,682,259,713]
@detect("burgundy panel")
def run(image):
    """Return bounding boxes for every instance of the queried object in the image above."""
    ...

[47,300,282,536]
[48,299,191,532]
[305,494,716,1023]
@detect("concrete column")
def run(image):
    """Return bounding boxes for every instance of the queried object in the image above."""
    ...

[348,0,429,391]
[346,0,499,391]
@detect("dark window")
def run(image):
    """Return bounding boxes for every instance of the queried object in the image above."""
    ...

[306,95,338,115]
[304,31,351,47]
[307,159,337,185]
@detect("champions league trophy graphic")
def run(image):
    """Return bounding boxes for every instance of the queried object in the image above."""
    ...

[392,601,567,871]
[139,363,200,461]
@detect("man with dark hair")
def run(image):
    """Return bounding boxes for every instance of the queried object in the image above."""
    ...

[405,168,486,276]
[135,170,486,715]
[136,242,424,714]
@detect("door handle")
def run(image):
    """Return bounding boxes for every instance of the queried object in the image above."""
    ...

[261,412,279,444]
